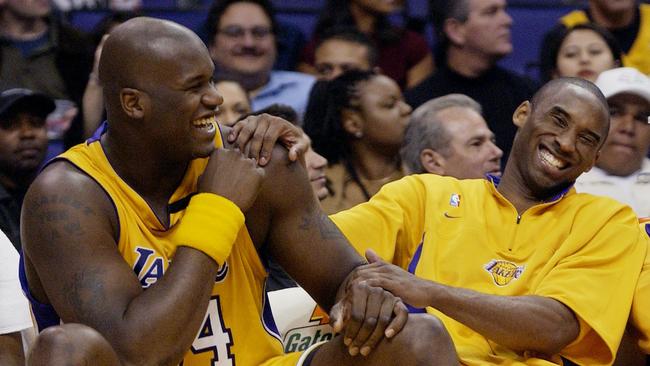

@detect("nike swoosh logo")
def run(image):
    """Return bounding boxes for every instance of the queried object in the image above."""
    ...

[444,212,461,219]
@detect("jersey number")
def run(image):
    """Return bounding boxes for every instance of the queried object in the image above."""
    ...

[191,296,234,366]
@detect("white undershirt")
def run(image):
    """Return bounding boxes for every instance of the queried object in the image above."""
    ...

[0,230,32,335]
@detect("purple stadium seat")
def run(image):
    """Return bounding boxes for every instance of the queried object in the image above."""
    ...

[499,5,578,80]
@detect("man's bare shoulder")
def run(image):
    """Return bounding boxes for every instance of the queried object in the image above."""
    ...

[29,161,112,206]
[24,160,118,247]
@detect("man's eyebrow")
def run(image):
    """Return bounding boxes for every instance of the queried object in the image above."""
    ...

[549,106,571,120]
[552,106,605,143]
[583,128,603,144]
[180,73,207,87]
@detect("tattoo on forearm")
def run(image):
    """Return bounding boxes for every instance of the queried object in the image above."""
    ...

[64,268,111,331]
[298,206,344,240]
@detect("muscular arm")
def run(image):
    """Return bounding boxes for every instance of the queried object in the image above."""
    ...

[22,163,220,366]
[246,145,365,310]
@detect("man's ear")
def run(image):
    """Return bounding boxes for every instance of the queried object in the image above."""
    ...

[341,109,364,138]
[420,148,446,175]
[444,18,466,46]
[513,101,531,128]
[120,88,146,119]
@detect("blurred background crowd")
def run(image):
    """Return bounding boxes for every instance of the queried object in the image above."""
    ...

[1,0,650,364]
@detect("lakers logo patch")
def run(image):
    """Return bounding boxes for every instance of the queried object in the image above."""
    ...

[484,259,525,286]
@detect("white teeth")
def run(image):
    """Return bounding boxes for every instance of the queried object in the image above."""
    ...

[539,148,566,169]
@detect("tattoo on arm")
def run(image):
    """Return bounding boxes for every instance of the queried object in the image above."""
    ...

[298,206,344,240]
[27,193,113,329]
[27,193,98,239]
[63,268,112,331]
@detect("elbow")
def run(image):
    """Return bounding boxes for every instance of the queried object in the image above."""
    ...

[537,320,580,356]
[534,299,581,356]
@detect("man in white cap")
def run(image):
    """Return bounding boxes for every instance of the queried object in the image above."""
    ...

[575,67,650,217]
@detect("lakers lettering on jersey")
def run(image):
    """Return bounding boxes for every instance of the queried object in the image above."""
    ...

[56,125,302,366]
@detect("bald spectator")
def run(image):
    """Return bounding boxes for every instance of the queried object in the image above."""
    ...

[544,0,650,75]
[406,0,537,165]
[400,94,502,179]
[575,67,650,217]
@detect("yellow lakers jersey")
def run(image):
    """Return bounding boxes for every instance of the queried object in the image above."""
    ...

[561,5,650,75]
[331,174,648,365]
[59,128,301,366]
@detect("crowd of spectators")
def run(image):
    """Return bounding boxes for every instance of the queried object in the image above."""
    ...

[1,0,650,365]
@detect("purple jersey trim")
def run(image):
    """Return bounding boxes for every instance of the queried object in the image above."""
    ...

[88,120,108,143]
[405,240,426,314]
[18,254,60,331]
[261,281,282,341]
[487,174,572,202]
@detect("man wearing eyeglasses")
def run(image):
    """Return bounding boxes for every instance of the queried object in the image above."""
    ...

[205,0,315,121]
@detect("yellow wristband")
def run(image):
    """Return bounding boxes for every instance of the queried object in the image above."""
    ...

[173,193,245,265]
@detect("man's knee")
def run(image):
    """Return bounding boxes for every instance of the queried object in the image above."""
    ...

[311,314,457,366]
[395,314,458,365]
[27,324,119,366]
[400,314,452,349]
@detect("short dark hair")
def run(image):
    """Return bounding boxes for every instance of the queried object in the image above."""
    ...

[314,0,401,44]
[532,77,610,141]
[242,104,299,125]
[539,23,623,83]
[204,0,278,45]
[430,0,471,49]
[316,27,378,67]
